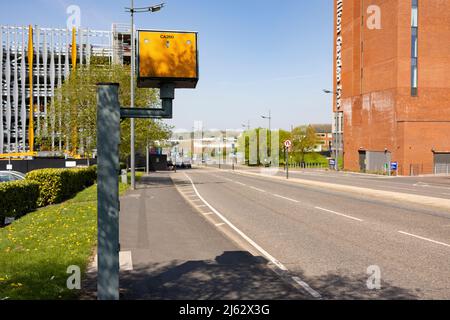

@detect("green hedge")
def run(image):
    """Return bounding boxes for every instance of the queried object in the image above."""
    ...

[26,166,97,207]
[0,180,40,221]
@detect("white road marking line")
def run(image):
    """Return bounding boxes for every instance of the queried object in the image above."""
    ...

[119,251,133,271]
[184,174,287,271]
[196,204,208,208]
[398,231,450,248]
[185,173,321,299]
[292,277,322,298]
[314,207,363,222]
[215,223,225,227]
[235,181,247,186]
[250,186,266,193]
[203,212,214,216]
[273,194,300,203]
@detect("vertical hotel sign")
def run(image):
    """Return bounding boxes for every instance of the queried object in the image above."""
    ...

[336,0,343,110]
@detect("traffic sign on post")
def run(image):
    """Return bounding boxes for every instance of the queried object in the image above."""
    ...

[284,140,292,179]
[284,140,292,149]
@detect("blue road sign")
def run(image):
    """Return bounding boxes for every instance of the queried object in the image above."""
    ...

[391,162,398,171]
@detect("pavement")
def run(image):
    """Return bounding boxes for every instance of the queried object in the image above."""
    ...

[178,168,450,299]
[117,172,309,300]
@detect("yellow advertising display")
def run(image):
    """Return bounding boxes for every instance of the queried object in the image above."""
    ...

[137,30,198,89]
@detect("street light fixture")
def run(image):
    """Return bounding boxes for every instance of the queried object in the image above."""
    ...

[261,110,272,132]
[125,1,165,190]
[242,121,250,131]
[323,89,340,171]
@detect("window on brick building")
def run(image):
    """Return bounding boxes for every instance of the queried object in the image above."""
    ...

[411,0,418,96]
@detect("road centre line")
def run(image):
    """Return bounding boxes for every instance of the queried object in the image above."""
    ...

[314,207,363,222]
[273,194,300,203]
[250,186,266,193]
[398,231,450,248]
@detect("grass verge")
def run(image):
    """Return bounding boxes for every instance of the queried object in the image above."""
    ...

[0,183,129,300]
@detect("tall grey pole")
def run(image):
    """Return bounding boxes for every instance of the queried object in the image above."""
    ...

[146,140,149,175]
[269,110,271,133]
[130,0,136,190]
[97,84,121,300]
[335,111,339,171]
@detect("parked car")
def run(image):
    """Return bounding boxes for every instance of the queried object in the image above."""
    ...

[0,171,26,183]
[182,158,192,169]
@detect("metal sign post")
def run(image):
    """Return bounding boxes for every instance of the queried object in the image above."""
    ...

[284,140,292,180]
[97,84,121,301]
[96,83,174,300]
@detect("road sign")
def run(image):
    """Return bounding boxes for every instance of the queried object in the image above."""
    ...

[284,140,292,148]
[391,162,398,171]
[329,159,336,166]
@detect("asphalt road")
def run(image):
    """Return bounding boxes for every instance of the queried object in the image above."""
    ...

[118,173,308,300]
[183,168,450,299]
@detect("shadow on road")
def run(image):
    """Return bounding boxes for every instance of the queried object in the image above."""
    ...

[117,251,420,300]
[120,251,307,300]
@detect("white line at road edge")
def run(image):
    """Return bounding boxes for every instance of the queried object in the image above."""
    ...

[315,207,363,222]
[183,173,322,299]
[184,174,287,270]
[292,277,322,299]
[398,231,450,248]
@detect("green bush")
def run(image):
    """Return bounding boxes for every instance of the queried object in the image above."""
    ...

[0,180,40,221]
[26,166,97,207]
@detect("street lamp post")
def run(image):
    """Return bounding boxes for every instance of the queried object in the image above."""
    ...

[242,120,250,131]
[323,89,339,171]
[126,1,165,190]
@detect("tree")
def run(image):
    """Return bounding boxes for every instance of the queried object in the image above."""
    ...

[278,129,292,164]
[38,57,172,159]
[291,125,317,163]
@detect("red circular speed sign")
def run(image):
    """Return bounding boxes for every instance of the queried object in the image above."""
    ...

[284,140,292,148]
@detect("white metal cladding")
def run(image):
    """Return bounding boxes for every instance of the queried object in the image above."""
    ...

[1,24,128,155]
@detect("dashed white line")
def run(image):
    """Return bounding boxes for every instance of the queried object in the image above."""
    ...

[250,186,266,193]
[235,181,247,186]
[314,207,363,222]
[215,223,225,227]
[398,231,450,248]
[273,194,300,203]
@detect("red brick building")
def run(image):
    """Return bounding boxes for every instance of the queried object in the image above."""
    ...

[333,0,450,175]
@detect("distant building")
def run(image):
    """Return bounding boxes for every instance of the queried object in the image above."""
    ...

[0,24,131,156]
[311,124,332,152]
[334,0,450,175]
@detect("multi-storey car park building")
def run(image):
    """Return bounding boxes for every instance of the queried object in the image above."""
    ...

[0,24,131,157]
[333,0,450,175]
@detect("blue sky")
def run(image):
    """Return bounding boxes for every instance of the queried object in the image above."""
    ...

[1,0,334,131]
